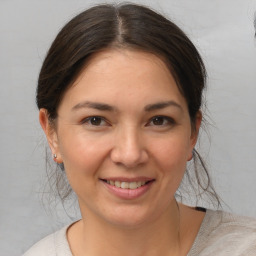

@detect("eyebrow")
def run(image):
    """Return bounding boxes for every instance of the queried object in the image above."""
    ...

[72,101,116,111]
[71,100,182,112]
[144,101,182,111]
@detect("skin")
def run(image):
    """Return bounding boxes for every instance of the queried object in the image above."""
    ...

[40,49,204,256]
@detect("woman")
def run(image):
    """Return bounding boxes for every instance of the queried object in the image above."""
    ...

[24,3,256,256]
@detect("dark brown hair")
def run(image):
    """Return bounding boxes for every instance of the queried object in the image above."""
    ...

[37,3,220,208]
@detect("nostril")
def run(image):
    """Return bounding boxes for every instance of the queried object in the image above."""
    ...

[110,132,149,167]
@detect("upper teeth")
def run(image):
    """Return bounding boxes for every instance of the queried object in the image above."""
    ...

[106,180,146,189]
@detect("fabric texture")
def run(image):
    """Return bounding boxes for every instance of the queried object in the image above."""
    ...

[188,210,256,256]
[23,210,256,256]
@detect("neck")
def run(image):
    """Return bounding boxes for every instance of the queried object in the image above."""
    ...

[73,200,182,256]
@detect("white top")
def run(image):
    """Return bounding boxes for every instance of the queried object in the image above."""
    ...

[23,210,256,256]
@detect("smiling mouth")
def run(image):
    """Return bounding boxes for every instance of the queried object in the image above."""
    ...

[101,179,153,189]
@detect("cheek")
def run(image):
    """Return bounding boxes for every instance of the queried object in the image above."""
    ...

[58,131,111,178]
[150,135,191,184]
[154,136,190,166]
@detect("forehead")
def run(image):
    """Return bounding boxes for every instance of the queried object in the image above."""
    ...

[84,49,169,74]
[59,49,187,111]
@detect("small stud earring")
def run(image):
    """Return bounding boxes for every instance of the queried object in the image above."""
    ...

[53,154,57,159]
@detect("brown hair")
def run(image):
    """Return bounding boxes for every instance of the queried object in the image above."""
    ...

[37,3,220,208]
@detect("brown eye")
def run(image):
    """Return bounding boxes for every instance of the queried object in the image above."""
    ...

[152,116,165,125]
[148,116,175,127]
[82,116,108,126]
[90,117,103,126]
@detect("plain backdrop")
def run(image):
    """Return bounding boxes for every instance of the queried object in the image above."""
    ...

[0,0,256,255]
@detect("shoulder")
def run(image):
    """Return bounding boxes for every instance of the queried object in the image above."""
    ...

[206,209,256,236]
[189,210,256,256]
[23,232,56,256]
[22,225,72,256]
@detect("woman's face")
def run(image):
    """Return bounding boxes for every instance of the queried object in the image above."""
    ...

[41,49,201,227]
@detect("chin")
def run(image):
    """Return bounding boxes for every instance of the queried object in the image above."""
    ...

[101,205,160,229]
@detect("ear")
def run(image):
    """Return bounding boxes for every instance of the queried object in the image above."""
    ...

[187,111,202,161]
[39,109,63,163]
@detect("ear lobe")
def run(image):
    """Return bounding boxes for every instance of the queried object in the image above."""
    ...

[187,153,193,161]
[39,109,63,163]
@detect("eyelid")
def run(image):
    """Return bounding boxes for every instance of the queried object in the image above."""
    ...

[146,115,176,126]
[81,116,110,126]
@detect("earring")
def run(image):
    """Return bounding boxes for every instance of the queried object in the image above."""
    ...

[53,153,63,165]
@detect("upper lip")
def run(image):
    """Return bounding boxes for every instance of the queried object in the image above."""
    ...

[100,177,155,182]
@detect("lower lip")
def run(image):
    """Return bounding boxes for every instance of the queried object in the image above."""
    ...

[102,181,154,200]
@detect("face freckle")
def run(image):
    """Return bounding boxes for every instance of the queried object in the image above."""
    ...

[50,49,200,227]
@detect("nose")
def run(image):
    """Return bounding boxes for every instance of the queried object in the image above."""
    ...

[110,126,149,168]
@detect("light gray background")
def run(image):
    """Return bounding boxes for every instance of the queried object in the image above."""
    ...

[0,0,256,255]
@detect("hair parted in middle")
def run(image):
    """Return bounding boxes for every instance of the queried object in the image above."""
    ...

[37,3,220,208]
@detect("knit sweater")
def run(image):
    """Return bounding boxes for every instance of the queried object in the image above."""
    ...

[23,210,256,256]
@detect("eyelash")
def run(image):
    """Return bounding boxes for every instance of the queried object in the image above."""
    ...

[81,115,175,127]
[146,116,176,127]
[81,116,109,126]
